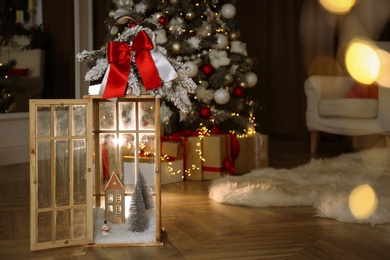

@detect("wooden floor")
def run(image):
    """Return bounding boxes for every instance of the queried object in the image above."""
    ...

[1,136,390,259]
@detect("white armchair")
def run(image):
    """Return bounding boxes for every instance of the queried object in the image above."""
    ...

[305,75,390,154]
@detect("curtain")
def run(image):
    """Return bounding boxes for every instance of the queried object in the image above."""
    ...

[237,0,307,139]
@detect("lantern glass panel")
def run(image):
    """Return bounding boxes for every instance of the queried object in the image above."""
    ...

[72,105,87,136]
[73,139,87,205]
[99,102,116,130]
[55,140,70,207]
[54,105,69,137]
[74,209,88,239]
[56,209,70,240]
[36,105,51,137]
[37,140,51,209]
[99,133,118,189]
[37,211,52,243]
[139,101,156,130]
[119,101,135,130]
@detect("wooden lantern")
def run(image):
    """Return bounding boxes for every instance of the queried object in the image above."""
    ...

[29,95,162,251]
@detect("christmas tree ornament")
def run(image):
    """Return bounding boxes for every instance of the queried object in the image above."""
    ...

[245,56,254,67]
[114,8,131,24]
[169,0,179,5]
[158,16,168,26]
[209,50,231,68]
[199,106,212,119]
[220,4,236,19]
[154,28,168,44]
[239,80,247,87]
[231,41,248,56]
[152,12,164,22]
[243,72,258,87]
[110,25,119,35]
[184,61,199,77]
[201,64,215,76]
[214,88,230,105]
[224,74,233,85]
[233,86,246,98]
[129,21,137,28]
[185,11,196,20]
[229,30,241,41]
[215,33,229,49]
[171,41,182,54]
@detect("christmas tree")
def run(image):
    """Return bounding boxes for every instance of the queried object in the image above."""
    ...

[87,0,258,135]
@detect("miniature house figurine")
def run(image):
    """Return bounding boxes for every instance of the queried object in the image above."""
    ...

[104,171,125,224]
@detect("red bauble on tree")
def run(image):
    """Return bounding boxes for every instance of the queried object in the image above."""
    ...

[201,64,214,76]
[199,107,212,119]
[233,86,246,98]
[129,21,137,28]
[158,16,168,26]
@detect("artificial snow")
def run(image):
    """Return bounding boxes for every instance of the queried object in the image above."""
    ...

[93,207,156,244]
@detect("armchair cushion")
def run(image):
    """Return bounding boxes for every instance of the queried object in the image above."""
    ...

[318,99,378,118]
[345,83,378,99]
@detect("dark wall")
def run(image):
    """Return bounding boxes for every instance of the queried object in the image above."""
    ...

[41,0,75,99]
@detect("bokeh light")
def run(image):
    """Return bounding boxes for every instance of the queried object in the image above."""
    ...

[376,48,390,88]
[345,38,380,85]
[348,184,378,220]
[319,0,356,14]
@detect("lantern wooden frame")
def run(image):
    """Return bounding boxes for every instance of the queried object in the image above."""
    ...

[29,95,162,251]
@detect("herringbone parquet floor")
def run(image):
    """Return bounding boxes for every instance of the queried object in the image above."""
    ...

[1,135,389,259]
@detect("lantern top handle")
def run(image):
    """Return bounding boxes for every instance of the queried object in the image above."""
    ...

[109,15,138,32]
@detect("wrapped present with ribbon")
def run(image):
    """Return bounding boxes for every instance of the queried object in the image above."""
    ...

[161,130,203,180]
[161,141,184,161]
[202,134,232,180]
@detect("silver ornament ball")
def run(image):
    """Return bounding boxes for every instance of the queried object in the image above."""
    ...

[214,88,230,105]
[221,4,236,19]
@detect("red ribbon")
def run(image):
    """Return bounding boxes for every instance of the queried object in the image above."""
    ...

[102,31,162,99]
[210,125,240,175]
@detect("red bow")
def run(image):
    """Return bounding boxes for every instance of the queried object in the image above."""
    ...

[102,30,161,99]
[211,125,240,175]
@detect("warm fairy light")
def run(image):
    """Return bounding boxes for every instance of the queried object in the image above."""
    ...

[345,38,380,84]
[348,184,378,219]
[376,48,390,88]
[319,0,355,14]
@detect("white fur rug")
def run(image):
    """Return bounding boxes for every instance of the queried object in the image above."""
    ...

[209,148,390,225]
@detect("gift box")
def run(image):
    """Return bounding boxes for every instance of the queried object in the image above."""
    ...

[161,159,184,185]
[184,136,203,180]
[235,137,251,175]
[202,135,231,180]
[161,141,184,160]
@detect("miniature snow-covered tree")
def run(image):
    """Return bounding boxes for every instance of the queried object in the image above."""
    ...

[137,169,155,210]
[128,179,148,232]
[128,169,154,232]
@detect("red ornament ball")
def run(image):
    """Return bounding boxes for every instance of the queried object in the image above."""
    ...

[201,64,214,76]
[158,16,168,26]
[199,107,212,119]
[233,86,246,98]
[128,21,137,28]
